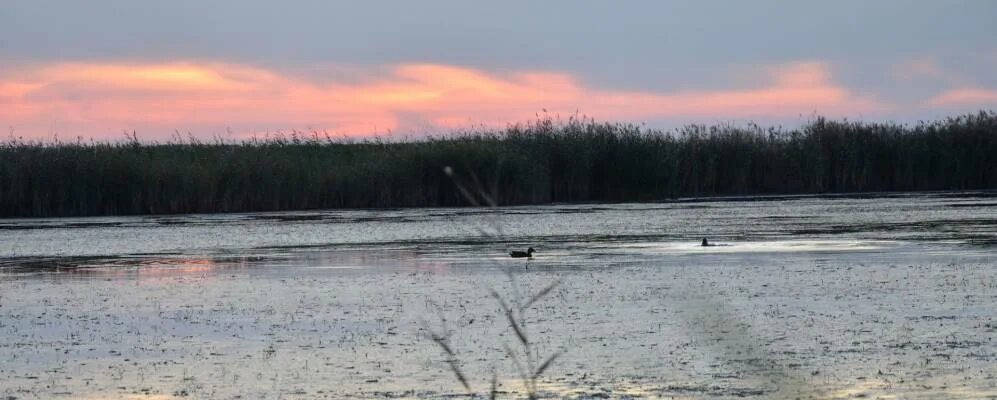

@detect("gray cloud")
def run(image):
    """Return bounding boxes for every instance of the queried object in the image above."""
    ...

[1,0,995,137]
[2,1,993,79]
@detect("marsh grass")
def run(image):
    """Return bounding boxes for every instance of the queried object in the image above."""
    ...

[1,111,995,217]
[423,276,563,399]
[422,166,564,399]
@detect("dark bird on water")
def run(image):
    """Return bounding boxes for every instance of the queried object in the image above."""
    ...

[510,247,535,258]
[701,238,710,246]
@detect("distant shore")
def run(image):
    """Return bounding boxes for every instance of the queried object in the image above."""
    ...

[1,111,995,218]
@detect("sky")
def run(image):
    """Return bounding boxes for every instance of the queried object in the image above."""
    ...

[1,1,996,141]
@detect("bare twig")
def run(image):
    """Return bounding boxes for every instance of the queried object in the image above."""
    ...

[422,165,564,398]
[522,280,561,312]
[489,371,498,400]
[534,350,563,380]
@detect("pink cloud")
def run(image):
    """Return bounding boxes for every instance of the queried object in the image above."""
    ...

[580,62,886,119]
[0,61,888,140]
[926,88,997,107]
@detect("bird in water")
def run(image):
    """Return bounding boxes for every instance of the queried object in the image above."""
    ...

[509,247,535,258]
[701,238,730,247]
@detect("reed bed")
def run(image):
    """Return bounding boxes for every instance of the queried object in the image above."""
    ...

[1,111,995,217]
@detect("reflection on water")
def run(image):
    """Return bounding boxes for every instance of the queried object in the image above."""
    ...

[0,256,249,281]
[612,239,897,253]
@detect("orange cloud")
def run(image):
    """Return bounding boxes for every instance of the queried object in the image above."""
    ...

[0,61,887,140]
[580,62,886,119]
[926,88,997,107]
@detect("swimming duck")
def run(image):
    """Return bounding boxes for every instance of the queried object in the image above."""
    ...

[509,247,535,258]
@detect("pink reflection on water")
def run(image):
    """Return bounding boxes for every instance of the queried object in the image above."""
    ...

[413,260,452,274]
[43,257,252,286]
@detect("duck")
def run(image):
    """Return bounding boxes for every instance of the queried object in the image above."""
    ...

[509,247,535,258]
[701,238,730,247]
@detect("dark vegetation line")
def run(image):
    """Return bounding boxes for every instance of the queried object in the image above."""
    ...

[1,111,995,218]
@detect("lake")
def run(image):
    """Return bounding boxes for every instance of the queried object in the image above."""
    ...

[1,192,995,399]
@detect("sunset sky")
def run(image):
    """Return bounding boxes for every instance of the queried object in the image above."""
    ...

[2,1,995,140]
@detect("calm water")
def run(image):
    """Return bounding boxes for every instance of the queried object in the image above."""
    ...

[1,192,995,399]
[2,191,995,263]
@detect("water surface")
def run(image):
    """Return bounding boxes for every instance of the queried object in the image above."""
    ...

[1,192,995,398]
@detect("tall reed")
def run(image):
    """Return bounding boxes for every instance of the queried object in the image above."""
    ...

[1,111,994,217]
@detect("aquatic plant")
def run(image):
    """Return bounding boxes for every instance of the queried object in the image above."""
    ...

[421,166,564,399]
[1,111,995,217]
[424,276,562,399]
